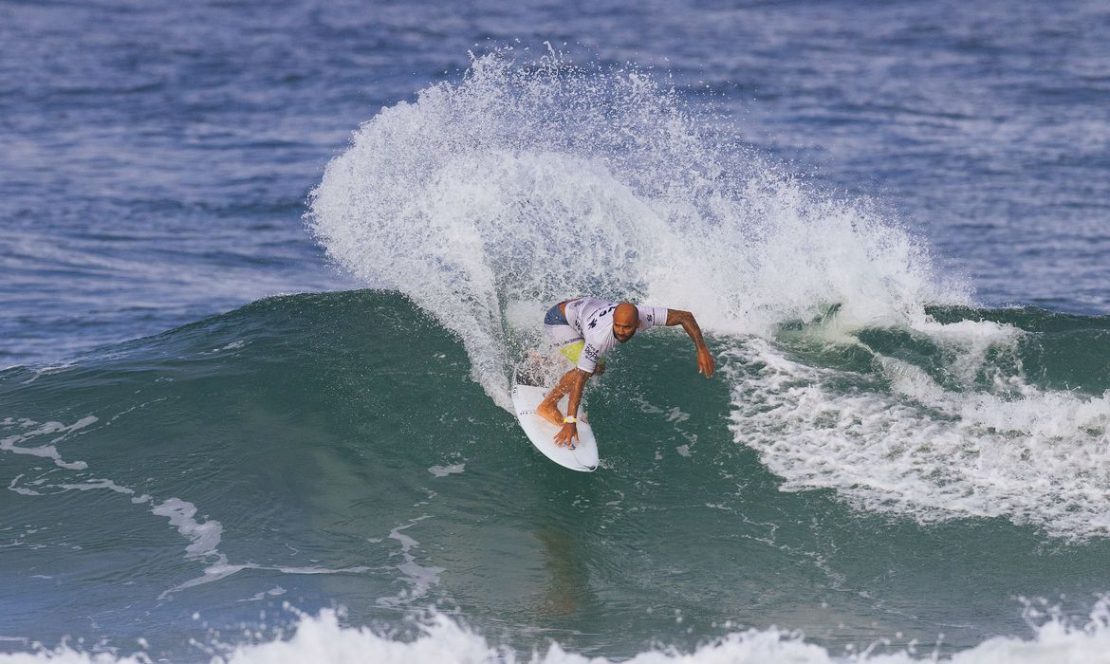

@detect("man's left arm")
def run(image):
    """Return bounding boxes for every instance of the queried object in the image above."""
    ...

[665,309,715,377]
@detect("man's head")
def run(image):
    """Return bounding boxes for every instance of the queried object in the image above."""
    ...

[613,302,639,343]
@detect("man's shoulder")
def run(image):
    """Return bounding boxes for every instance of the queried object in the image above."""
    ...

[579,299,615,321]
[639,306,663,325]
[578,296,616,311]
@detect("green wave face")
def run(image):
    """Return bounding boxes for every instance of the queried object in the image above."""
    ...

[2,290,1109,659]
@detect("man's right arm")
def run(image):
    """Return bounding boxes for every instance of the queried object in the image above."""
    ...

[554,368,591,447]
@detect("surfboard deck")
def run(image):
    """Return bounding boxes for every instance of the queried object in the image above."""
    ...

[511,383,599,472]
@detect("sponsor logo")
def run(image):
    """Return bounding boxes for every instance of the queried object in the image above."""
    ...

[589,306,616,329]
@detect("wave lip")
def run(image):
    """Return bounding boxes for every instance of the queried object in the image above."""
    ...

[308,50,959,408]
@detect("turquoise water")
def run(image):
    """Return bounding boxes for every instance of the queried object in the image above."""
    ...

[3,292,1109,660]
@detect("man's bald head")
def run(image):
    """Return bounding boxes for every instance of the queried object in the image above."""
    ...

[613,302,639,343]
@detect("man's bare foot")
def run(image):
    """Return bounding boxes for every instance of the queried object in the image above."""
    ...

[536,401,564,427]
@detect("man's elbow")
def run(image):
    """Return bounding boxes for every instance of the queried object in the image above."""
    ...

[666,309,693,326]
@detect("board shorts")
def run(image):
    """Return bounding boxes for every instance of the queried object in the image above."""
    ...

[543,303,602,369]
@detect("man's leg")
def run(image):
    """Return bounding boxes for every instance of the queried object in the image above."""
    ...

[537,368,578,426]
[538,303,584,426]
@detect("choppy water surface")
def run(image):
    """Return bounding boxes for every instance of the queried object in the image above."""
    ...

[1,1,1108,662]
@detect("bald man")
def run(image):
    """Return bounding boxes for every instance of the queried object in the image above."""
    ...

[538,297,715,447]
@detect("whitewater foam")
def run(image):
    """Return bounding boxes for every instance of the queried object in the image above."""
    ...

[0,417,97,471]
[378,516,445,608]
[4,599,1110,664]
[308,50,958,409]
[726,324,1110,539]
[429,463,466,477]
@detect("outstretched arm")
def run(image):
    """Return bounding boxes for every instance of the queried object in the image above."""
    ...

[666,309,715,377]
[554,368,591,447]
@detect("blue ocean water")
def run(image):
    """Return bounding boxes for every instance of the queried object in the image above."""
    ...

[1,1,1109,662]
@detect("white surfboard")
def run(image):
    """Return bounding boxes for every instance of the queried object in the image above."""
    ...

[511,382,599,472]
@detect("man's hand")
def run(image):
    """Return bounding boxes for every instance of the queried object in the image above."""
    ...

[697,345,715,377]
[554,422,579,448]
[666,309,715,379]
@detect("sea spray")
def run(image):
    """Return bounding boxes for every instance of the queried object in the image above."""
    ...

[308,50,1110,538]
[307,50,954,409]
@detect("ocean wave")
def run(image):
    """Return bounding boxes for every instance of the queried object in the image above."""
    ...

[308,50,960,409]
[5,290,1109,546]
[5,599,1110,664]
[728,310,1110,539]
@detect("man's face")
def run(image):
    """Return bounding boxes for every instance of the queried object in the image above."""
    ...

[613,303,638,343]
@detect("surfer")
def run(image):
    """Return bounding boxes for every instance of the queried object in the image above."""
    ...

[537,298,715,447]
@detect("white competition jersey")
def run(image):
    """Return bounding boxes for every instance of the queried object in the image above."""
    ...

[564,298,668,373]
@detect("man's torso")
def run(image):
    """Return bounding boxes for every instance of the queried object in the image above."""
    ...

[559,298,667,372]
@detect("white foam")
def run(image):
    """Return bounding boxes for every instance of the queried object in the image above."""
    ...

[8,475,41,496]
[238,587,287,603]
[726,330,1110,539]
[308,50,961,409]
[429,463,466,477]
[151,498,225,559]
[57,479,139,496]
[164,562,372,598]
[0,417,97,471]
[5,599,1110,664]
[378,517,445,607]
[16,363,75,386]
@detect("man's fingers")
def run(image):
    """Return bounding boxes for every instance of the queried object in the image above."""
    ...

[554,424,579,447]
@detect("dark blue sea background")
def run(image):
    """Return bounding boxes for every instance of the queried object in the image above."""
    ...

[3,0,1107,365]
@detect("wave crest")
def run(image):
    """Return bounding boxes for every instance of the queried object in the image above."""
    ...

[308,50,957,407]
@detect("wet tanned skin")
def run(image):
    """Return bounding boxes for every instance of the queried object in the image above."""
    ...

[612,302,639,343]
[541,301,716,447]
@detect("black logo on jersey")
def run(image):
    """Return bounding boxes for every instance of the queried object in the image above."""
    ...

[587,306,615,330]
[584,345,599,361]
